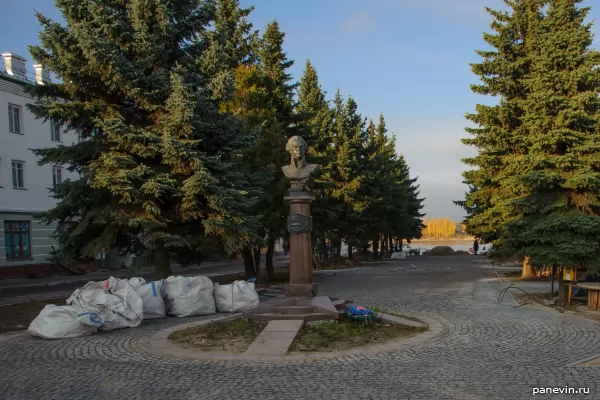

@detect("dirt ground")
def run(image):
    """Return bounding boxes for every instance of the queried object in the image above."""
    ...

[168,319,267,353]
[0,297,69,334]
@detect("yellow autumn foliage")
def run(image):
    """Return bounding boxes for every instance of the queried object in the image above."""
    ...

[421,218,458,238]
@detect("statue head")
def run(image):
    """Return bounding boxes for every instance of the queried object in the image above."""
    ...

[285,136,308,165]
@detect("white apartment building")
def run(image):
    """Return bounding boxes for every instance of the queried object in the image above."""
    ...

[0,52,80,279]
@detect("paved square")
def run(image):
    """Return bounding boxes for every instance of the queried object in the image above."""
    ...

[1,256,599,399]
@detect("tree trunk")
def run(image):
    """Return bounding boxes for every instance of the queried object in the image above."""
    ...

[265,235,275,282]
[557,265,568,306]
[318,232,327,259]
[348,243,353,259]
[382,233,389,258]
[521,256,537,279]
[388,235,393,253]
[372,237,379,258]
[253,246,261,283]
[242,246,255,279]
[153,245,172,280]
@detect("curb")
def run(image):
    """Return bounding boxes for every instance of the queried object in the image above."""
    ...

[565,352,600,367]
[0,291,75,307]
[313,268,359,275]
[0,257,292,291]
[137,312,444,363]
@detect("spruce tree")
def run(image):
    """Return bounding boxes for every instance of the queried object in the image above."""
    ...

[460,0,542,242]
[295,60,337,259]
[361,115,401,257]
[258,21,298,130]
[28,0,260,278]
[239,20,298,279]
[459,0,544,277]
[500,0,600,289]
[392,156,425,248]
[201,0,258,102]
[324,91,368,257]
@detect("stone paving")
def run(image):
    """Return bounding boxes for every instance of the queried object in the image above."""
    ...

[1,256,600,399]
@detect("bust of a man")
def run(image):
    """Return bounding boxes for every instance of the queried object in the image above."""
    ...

[281,136,319,192]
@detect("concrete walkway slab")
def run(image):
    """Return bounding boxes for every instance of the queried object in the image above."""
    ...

[245,320,304,355]
[380,313,427,328]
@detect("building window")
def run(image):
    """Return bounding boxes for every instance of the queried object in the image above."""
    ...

[52,166,63,186]
[51,122,61,142]
[8,104,22,134]
[11,160,25,188]
[4,221,31,260]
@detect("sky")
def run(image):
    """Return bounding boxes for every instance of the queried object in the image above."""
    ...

[1,0,599,221]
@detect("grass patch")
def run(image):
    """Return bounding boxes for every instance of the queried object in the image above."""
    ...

[0,297,69,334]
[289,315,426,353]
[168,318,267,353]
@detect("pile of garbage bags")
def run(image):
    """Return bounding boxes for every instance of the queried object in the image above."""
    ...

[28,275,260,340]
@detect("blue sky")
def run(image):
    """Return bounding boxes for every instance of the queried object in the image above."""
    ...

[1,0,599,220]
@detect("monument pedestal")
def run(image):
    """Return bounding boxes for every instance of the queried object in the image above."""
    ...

[284,191,315,297]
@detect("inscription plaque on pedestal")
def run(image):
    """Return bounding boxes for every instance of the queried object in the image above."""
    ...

[287,212,312,234]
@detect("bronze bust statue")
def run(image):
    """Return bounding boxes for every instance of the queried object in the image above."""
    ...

[282,136,319,192]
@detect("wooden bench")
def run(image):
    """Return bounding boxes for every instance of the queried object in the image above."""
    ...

[575,282,600,310]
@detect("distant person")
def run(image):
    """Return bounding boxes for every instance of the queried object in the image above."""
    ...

[473,240,479,255]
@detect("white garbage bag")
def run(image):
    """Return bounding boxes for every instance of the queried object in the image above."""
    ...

[164,276,215,317]
[28,304,99,339]
[67,277,144,331]
[127,277,146,291]
[135,280,167,319]
[214,280,260,313]
[390,251,407,259]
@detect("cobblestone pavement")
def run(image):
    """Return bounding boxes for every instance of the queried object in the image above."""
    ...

[1,256,600,399]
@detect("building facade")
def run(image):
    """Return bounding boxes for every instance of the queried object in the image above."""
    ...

[0,52,87,279]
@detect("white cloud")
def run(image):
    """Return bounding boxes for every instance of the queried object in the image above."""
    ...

[343,12,372,33]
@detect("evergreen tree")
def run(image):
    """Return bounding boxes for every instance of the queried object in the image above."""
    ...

[460,0,542,237]
[201,0,258,102]
[392,156,425,246]
[258,20,298,130]
[295,60,337,259]
[28,0,260,278]
[323,91,367,256]
[361,115,400,256]
[240,20,298,279]
[500,0,600,284]
[296,60,333,154]
[459,0,544,277]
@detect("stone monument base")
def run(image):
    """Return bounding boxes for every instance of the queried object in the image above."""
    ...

[284,283,317,298]
[243,295,345,322]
